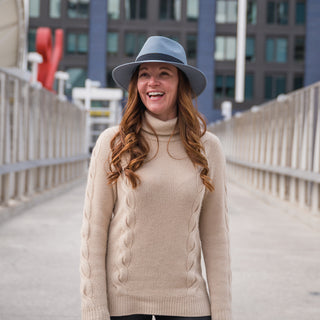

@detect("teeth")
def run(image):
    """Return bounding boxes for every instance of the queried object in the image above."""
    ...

[148,92,164,97]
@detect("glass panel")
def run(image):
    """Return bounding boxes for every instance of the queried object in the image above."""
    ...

[266,38,274,62]
[67,0,89,18]
[30,0,40,18]
[67,33,77,53]
[247,1,257,24]
[107,32,118,54]
[78,34,88,53]
[108,0,120,20]
[125,33,136,57]
[159,0,167,19]
[246,37,255,62]
[107,69,117,88]
[293,75,303,90]
[267,1,275,24]
[277,2,288,25]
[66,68,87,96]
[276,38,287,62]
[225,37,236,60]
[215,37,225,60]
[265,76,273,99]
[28,29,37,52]
[294,36,305,61]
[215,75,224,98]
[137,34,147,52]
[226,75,235,98]
[296,1,305,25]
[187,0,199,21]
[275,76,286,96]
[227,1,237,23]
[216,1,226,23]
[174,0,181,20]
[187,34,197,59]
[50,0,61,18]
[125,0,136,19]
[140,0,147,19]
[245,74,254,99]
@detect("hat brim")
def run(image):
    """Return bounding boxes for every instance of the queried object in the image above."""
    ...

[112,60,207,97]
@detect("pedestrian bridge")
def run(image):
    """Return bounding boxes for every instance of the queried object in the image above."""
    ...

[0,68,320,320]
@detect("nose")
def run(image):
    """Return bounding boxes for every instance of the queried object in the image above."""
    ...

[148,75,160,86]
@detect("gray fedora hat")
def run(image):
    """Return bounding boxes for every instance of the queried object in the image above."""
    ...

[112,36,207,97]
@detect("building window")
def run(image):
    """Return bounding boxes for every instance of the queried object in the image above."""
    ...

[247,1,257,24]
[50,0,61,18]
[187,0,199,21]
[159,0,181,21]
[216,0,237,23]
[294,36,305,62]
[186,34,197,59]
[28,29,37,52]
[67,0,89,18]
[293,75,304,90]
[215,75,235,98]
[265,75,286,99]
[108,0,120,19]
[245,74,254,99]
[107,32,118,55]
[295,0,305,25]
[65,68,87,96]
[30,0,40,18]
[67,33,88,54]
[266,38,287,63]
[107,68,117,88]
[246,37,255,62]
[215,36,236,61]
[125,0,147,19]
[125,33,147,57]
[267,1,289,25]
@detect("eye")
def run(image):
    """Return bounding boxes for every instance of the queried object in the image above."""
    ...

[160,71,170,76]
[138,72,148,78]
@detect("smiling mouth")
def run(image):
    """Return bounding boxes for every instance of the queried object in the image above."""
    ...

[147,92,164,98]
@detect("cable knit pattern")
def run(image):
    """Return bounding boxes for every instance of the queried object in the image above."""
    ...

[112,178,136,293]
[186,173,205,293]
[80,136,101,306]
[80,112,232,320]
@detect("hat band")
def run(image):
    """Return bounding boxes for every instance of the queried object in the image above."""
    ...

[136,53,184,64]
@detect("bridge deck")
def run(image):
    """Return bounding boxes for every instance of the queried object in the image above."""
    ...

[0,181,319,320]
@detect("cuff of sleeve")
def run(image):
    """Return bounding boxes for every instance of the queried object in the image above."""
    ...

[211,308,232,320]
[82,306,110,320]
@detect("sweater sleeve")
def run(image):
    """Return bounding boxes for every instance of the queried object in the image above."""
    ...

[80,128,117,320]
[199,133,232,320]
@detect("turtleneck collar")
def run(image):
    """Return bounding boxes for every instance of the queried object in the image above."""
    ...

[142,111,179,137]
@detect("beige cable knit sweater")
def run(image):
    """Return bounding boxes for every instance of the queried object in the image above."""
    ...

[80,112,232,320]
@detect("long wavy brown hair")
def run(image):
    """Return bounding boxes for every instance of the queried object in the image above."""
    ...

[107,67,214,192]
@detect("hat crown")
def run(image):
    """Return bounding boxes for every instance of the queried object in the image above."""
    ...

[136,36,187,65]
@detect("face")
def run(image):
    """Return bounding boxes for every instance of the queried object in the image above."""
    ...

[137,62,179,121]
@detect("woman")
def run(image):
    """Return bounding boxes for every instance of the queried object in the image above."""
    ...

[80,36,232,320]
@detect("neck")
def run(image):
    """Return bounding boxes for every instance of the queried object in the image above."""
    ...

[142,111,179,137]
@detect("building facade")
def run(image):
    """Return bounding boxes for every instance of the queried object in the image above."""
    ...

[28,0,318,122]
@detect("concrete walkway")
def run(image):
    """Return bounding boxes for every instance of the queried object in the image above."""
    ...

[0,181,319,320]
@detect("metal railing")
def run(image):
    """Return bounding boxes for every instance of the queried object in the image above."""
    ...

[0,68,89,208]
[210,82,320,214]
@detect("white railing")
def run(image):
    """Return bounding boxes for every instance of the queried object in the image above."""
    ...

[209,82,320,215]
[0,68,89,208]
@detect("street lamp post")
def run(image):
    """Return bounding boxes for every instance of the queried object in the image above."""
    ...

[235,0,247,103]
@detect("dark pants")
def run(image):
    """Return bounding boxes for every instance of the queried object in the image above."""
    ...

[111,315,211,320]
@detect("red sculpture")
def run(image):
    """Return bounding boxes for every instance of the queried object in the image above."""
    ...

[36,27,64,91]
